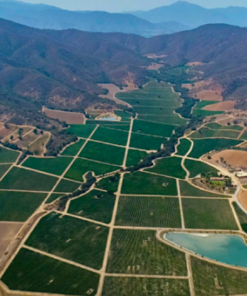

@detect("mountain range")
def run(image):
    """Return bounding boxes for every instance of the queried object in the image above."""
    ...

[1,0,247,37]
[132,1,247,28]
[1,16,247,120]
[0,0,188,37]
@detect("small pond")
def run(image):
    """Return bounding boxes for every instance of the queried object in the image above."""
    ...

[97,116,118,121]
[165,232,247,268]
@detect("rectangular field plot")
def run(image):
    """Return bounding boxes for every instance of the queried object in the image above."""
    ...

[189,127,240,139]
[101,124,130,132]
[68,190,115,224]
[54,178,80,193]
[61,139,85,156]
[106,229,187,275]
[80,141,125,165]
[26,213,109,269]
[130,133,166,151]
[0,164,11,178]
[0,146,20,163]
[176,138,192,156]
[138,115,187,125]
[240,130,247,140]
[132,120,175,137]
[22,156,72,176]
[0,191,47,221]
[193,109,224,117]
[189,139,242,158]
[102,277,190,296]
[134,106,178,116]
[2,248,99,296]
[206,122,243,131]
[182,199,238,230]
[66,158,119,181]
[67,124,96,138]
[0,167,58,191]
[96,174,120,193]
[91,127,128,146]
[184,159,218,178]
[192,257,247,296]
[179,181,227,198]
[147,157,186,179]
[126,149,147,167]
[116,196,181,227]
[123,99,178,107]
[233,202,247,233]
[122,172,177,196]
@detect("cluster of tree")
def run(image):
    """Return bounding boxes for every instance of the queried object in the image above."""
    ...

[17,150,33,165]
[45,129,78,156]
[1,141,21,151]
[174,84,198,119]
[58,172,96,211]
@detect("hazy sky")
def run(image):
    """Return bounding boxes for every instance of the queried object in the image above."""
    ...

[18,0,247,12]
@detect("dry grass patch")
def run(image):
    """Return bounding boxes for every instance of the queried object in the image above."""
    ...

[0,125,18,139]
[43,107,85,124]
[98,82,137,106]
[211,149,247,169]
[28,132,50,155]
[0,222,22,259]
[238,190,247,212]
[203,101,235,111]
[195,90,223,101]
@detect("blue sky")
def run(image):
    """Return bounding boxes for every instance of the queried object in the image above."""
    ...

[18,0,247,12]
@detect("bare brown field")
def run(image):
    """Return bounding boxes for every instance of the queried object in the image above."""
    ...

[0,125,18,140]
[43,107,85,124]
[98,82,137,106]
[212,150,247,168]
[203,101,235,111]
[0,222,22,259]
[182,80,210,91]
[238,190,247,211]
[195,89,223,101]
[15,132,40,149]
[4,127,33,143]
[146,63,163,70]
[28,132,50,155]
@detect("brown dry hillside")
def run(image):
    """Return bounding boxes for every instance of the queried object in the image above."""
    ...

[1,19,247,125]
[104,24,247,105]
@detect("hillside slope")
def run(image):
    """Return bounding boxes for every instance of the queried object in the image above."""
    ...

[0,1,188,37]
[132,1,247,28]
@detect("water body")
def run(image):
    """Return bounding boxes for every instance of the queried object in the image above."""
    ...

[97,116,118,121]
[165,232,247,268]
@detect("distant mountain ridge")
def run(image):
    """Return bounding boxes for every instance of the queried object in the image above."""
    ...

[0,0,188,37]
[131,1,247,28]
